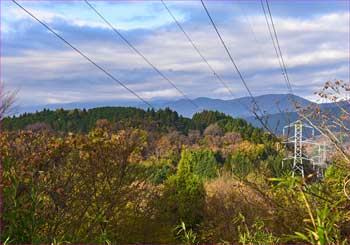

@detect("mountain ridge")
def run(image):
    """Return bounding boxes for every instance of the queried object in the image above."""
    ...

[16,93,312,119]
[8,93,343,133]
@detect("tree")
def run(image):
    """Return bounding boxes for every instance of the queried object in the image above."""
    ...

[193,149,218,179]
[203,123,223,137]
[226,141,266,177]
[25,122,52,132]
[0,81,17,119]
[95,118,110,129]
[187,129,201,145]
[302,80,350,164]
[0,128,158,243]
[221,132,242,157]
[192,110,229,132]
[160,149,206,232]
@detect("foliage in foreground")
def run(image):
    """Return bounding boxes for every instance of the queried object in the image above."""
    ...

[1,95,350,243]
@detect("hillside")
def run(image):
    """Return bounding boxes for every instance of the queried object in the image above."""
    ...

[2,102,349,244]
[3,107,192,134]
[1,105,284,244]
[2,107,269,143]
[10,93,343,134]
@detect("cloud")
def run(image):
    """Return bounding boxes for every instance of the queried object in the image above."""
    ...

[1,1,349,107]
[5,1,186,31]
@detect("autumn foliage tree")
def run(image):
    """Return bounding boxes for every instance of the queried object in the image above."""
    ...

[0,128,160,243]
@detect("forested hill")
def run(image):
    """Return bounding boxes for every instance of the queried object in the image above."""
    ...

[2,107,268,143]
[2,106,349,244]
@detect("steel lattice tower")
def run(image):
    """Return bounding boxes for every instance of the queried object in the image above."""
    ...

[282,120,314,178]
[293,121,304,177]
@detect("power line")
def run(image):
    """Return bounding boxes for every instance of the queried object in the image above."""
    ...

[84,0,198,109]
[200,0,255,101]
[235,1,295,118]
[161,0,236,98]
[234,1,292,130]
[260,0,288,90]
[200,0,272,132]
[11,0,154,109]
[261,0,301,128]
[261,0,293,94]
[266,0,291,90]
[162,0,263,120]
[235,1,289,94]
[259,0,296,128]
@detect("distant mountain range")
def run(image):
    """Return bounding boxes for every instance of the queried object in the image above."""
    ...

[17,93,310,117]
[15,93,340,132]
[159,94,312,118]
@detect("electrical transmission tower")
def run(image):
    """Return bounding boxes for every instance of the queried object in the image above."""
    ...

[311,142,328,179]
[282,119,329,179]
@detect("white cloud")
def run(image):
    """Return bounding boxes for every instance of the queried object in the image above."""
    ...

[2,1,349,105]
[8,7,110,29]
[287,50,348,67]
[139,88,180,99]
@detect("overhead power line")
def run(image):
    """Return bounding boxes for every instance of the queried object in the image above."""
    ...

[234,1,292,129]
[261,0,290,92]
[261,0,301,126]
[162,0,264,119]
[11,0,154,108]
[161,0,236,98]
[261,0,293,94]
[84,0,198,109]
[200,0,271,130]
[200,0,255,101]
[259,0,296,128]
[234,1,295,124]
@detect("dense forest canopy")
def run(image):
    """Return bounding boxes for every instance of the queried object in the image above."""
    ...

[1,101,349,244]
[2,107,268,142]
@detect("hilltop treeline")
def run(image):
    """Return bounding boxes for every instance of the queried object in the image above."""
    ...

[2,107,270,142]
[1,107,349,244]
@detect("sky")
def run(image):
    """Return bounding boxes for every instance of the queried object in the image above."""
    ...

[1,0,349,108]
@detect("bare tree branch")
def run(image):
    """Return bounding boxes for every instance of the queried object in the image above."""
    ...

[0,81,18,120]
